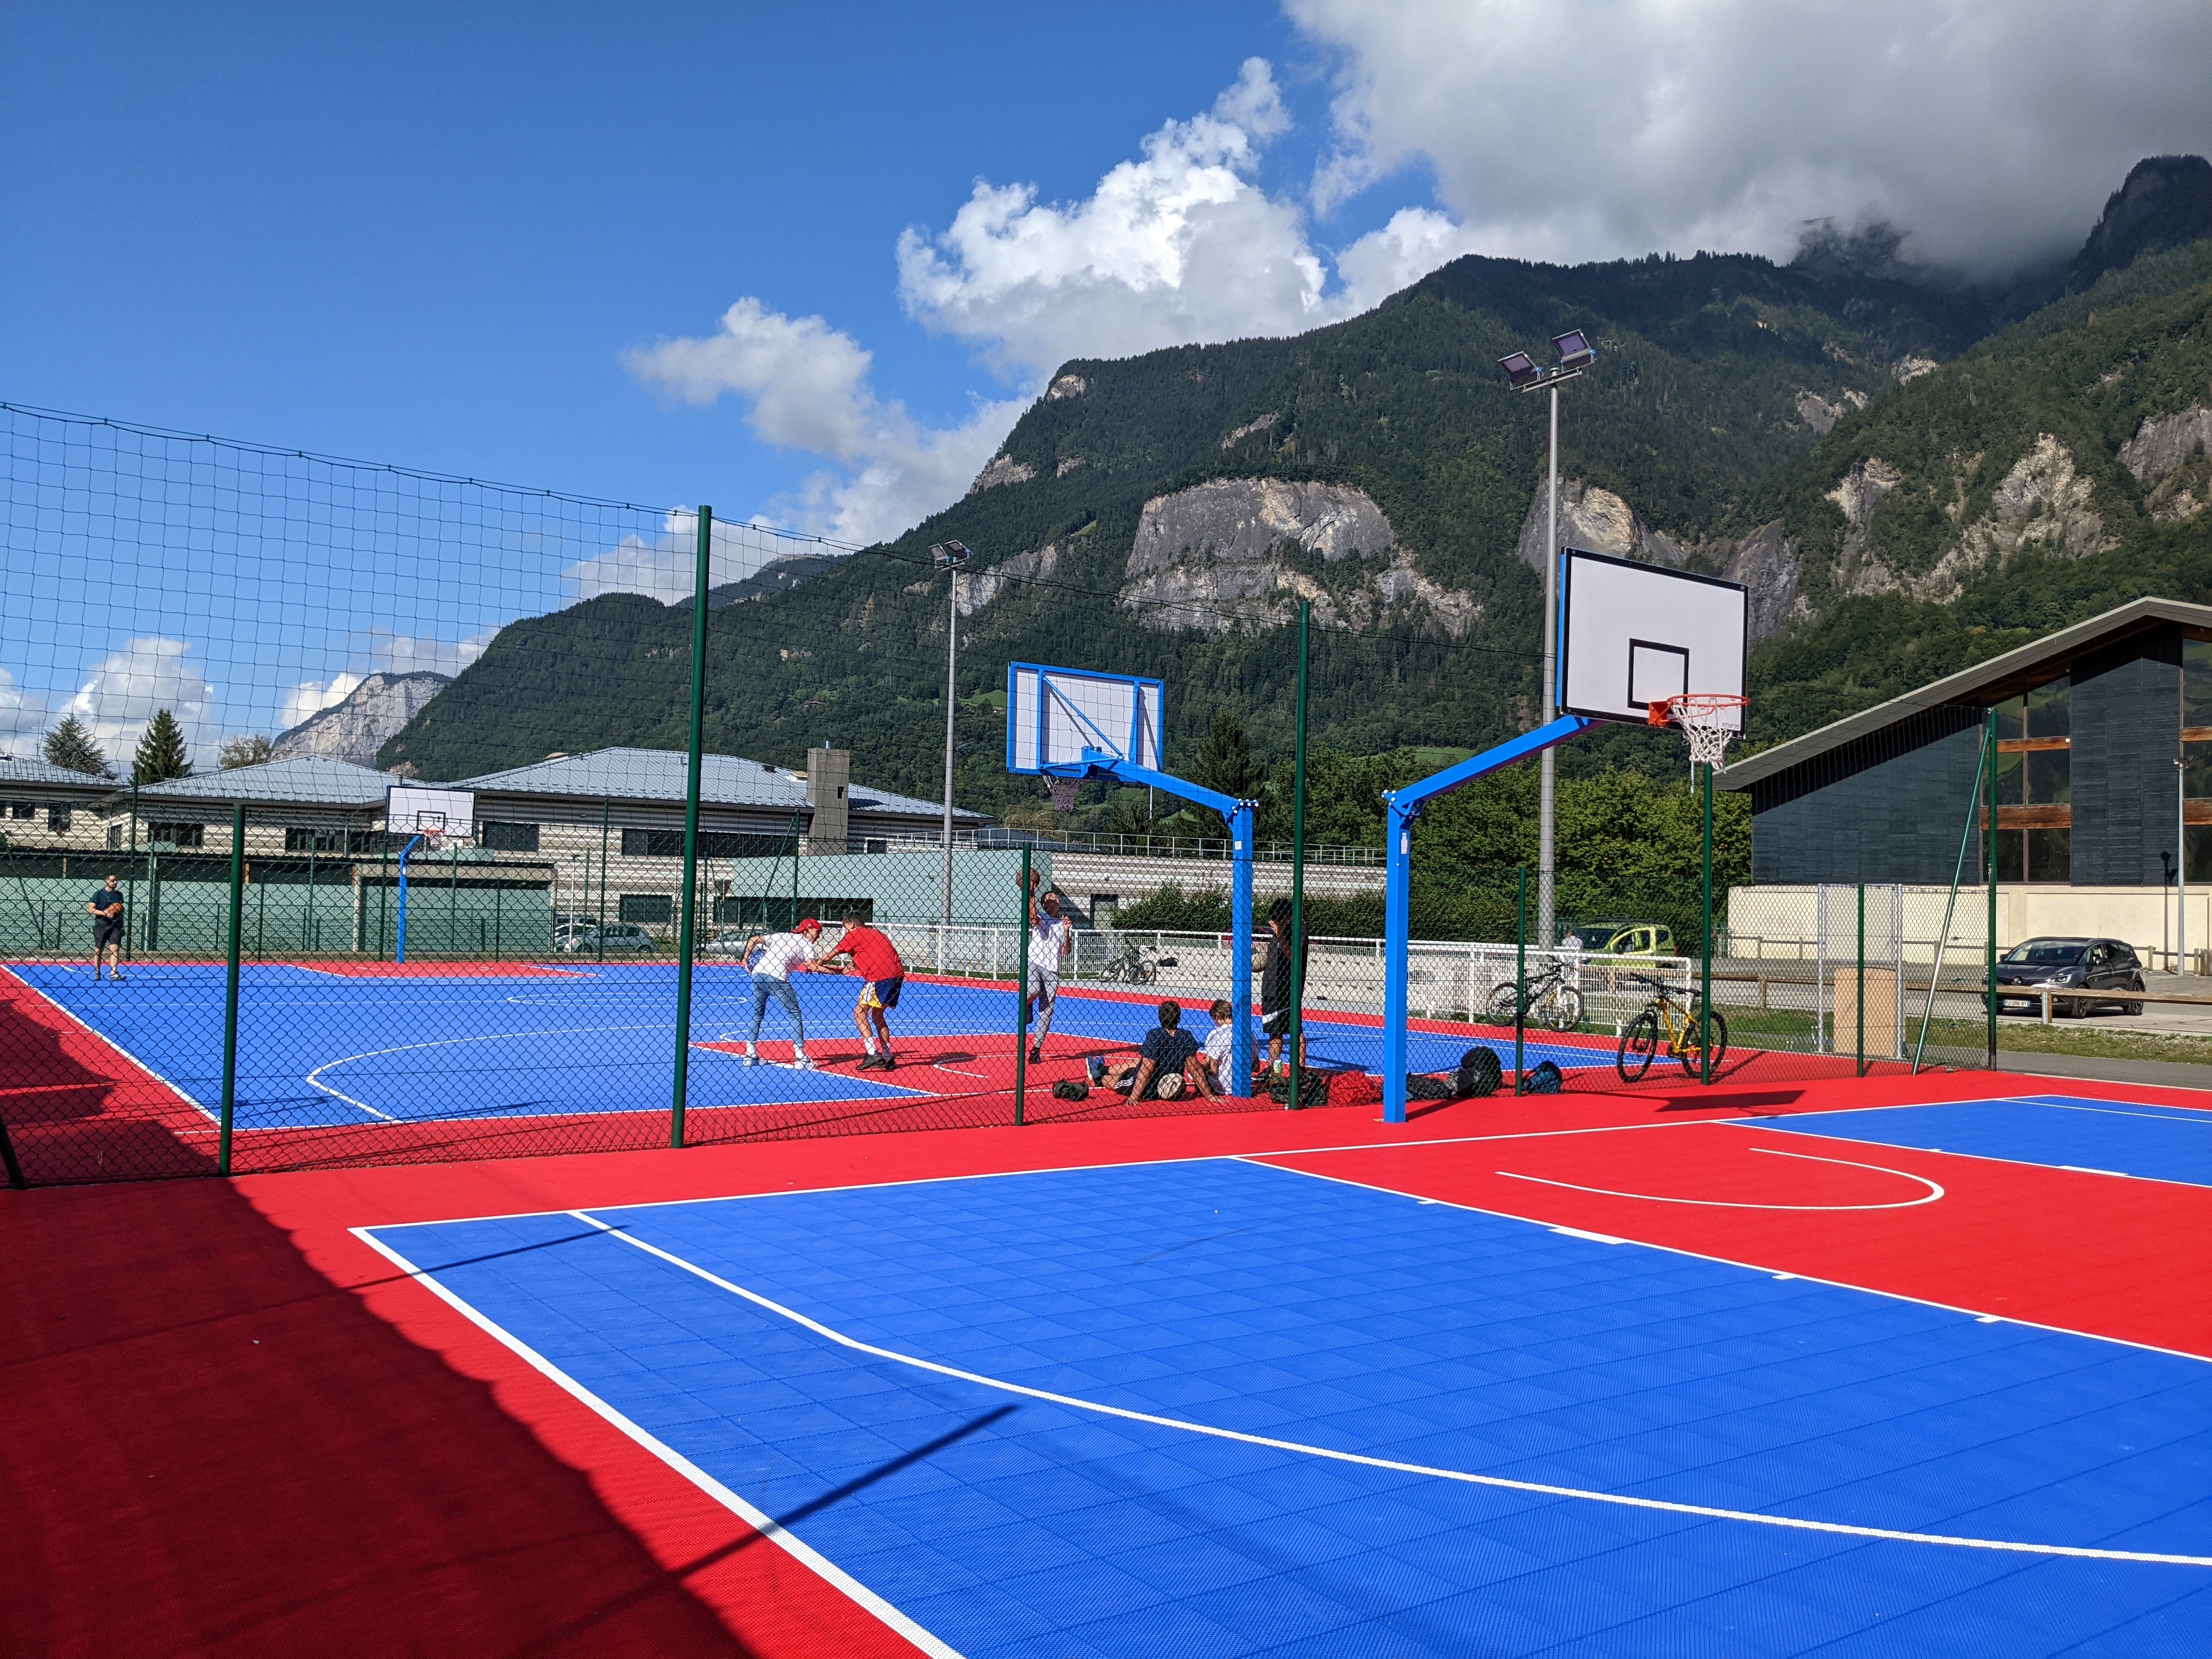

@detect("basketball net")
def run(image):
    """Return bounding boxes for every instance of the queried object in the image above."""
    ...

[1649,693,1747,770]
[1045,774,1081,812]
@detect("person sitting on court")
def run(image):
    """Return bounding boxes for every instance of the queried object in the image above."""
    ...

[820,912,905,1070]
[741,917,825,1069]
[1085,1000,1214,1101]
[1192,998,1257,1095]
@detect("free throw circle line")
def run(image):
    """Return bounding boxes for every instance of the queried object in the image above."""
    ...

[566,1210,2200,1567]
[306,1021,677,1120]
[1492,1145,1944,1210]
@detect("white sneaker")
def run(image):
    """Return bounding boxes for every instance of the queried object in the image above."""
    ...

[742,1048,759,1067]
[793,1054,815,1070]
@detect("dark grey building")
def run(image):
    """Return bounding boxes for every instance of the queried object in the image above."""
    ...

[1722,597,2212,887]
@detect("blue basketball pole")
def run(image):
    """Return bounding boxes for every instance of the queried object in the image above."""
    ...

[394,833,423,964]
[1381,715,1593,1124]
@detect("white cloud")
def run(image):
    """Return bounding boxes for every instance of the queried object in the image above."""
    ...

[625,309,1023,546]
[0,667,53,761]
[61,637,218,766]
[1289,0,2212,274]
[278,672,363,733]
[275,630,494,737]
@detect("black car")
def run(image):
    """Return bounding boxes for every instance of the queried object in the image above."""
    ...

[1992,937,2146,1016]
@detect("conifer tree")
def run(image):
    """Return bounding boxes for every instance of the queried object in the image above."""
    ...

[133,710,193,785]
[42,713,112,777]
[218,734,274,770]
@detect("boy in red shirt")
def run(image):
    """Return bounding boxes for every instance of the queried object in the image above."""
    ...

[823,911,906,1069]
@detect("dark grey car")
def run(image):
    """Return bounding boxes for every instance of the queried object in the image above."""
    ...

[1992,936,2146,1016]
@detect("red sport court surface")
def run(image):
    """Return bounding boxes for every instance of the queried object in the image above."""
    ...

[7,1067,2210,1656]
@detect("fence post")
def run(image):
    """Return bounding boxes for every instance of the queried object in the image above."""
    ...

[218,802,246,1176]
[597,794,610,962]
[1985,709,1998,1067]
[1015,847,1030,1125]
[1287,597,1309,1109]
[1700,758,1714,1085]
[1514,865,1527,1089]
[1855,881,1866,1079]
[671,504,712,1149]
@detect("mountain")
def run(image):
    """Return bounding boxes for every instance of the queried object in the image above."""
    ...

[276,671,450,768]
[2065,155,2212,295]
[674,551,847,612]
[381,159,2212,817]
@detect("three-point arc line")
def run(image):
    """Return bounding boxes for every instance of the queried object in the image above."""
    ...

[1493,1146,1946,1210]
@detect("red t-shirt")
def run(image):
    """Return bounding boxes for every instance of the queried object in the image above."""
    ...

[837,925,904,981]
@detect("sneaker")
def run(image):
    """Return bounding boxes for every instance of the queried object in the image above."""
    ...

[879,1054,896,1070]
[793,1056,815,1070]
[1028,1044,1044,1063]
[856,1054,884,1071]
[1086,1056,1104,1085]
[742,1048,759,1067]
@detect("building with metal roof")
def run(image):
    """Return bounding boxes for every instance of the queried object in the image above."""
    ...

[1722,596,2212,889]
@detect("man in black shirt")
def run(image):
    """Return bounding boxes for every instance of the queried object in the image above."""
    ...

[1087,1000,1213,1100]
[1260,896,1307,1077]
[87,874,127,981]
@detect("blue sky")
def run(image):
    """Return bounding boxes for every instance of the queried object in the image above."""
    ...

[3,2,2208,763]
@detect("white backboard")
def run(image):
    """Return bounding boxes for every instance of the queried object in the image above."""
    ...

[1007,663,1165,775]
[1558,550,1748,730]
[386,785,477,840]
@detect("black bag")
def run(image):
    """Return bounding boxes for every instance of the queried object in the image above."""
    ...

[1520,1058,1564,1095]
[1266,1068,1334,1107]
[1405,1073,1458,1101]
[1455,1046,1503,1098]
[1052,1078,1090,1101]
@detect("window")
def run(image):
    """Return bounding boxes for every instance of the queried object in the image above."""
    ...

[147,821,202,848]
[1990,681,2070,883]
[622,827,788,858]
[9,803,33,820]
[48,806,72,833]
[1090,895,1121,930]
[618,894,673,924]
[480,820,540,852]
[284,826,387,854]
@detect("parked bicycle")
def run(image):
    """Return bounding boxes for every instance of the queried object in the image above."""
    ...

[1100,936,1176,985]
[1616,972,1729,1081]
[1486,963,1585,1031]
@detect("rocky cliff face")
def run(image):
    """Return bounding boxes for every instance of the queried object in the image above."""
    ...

[2067,155,2212,294]
[273,672,450,768]
[2121,404,2212,522]
[1114,478,1481,637]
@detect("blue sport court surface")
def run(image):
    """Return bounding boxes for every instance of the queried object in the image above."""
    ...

[9,962,1609,1127]
[1752,1095,2212,1189]
[366,1155,2212,1657]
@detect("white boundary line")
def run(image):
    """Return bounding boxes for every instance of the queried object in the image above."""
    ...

[348,1224,964,1658]
[1248,1155,2212,1366]
[561,1210,2212,1568]
[1728,1099,2212,1190]
[1494,1146,1945,1211]
[1,964,217,1123]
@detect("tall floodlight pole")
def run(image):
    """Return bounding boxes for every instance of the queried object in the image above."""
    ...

[932,541,970,930]
[1501,330,1596,949]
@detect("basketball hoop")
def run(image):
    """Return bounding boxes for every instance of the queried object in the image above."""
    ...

[1650,693,1747,770]
[1044,772,1081,812]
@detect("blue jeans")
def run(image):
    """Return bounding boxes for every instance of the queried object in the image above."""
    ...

[747,974,804,1045]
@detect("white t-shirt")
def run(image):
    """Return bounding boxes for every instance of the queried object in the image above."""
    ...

[1204,1019,1255,1070]
[751,932,817,981]
[1030,914,1071,972]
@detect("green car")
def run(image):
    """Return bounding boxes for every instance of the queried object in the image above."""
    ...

[1561,921,1676,956]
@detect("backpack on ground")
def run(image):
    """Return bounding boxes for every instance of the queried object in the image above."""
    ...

[1052,1078,1090,1101]
[1520,1058,1564,1095]
[1455,1046,1503,1098]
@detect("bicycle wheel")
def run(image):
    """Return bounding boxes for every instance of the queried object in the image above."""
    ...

[1617,1009,1660,1082]
[1486,981,1522,1025]
[1134,961,1156,985]
[1546,985,1584,1031]
[1677,1007,1731,1076]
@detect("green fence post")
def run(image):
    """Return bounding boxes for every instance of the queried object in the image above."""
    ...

[218,802,246,1176]
[597,794,610,962]
[1514,865,1527,1088]
[1287,598,1310,1110]
[0,1108,25,1190]
[672,504,713,1148]
[1015,846,1031,1125]
[1855,880,1867,1079]
[125,778,139,962]
[1700,760,1715,1085]
[1984,709,1998,1067]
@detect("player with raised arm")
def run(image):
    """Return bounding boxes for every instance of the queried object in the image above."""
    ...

[1026,878,1073,1064]
[821,911,906,1070]
[741,917,824,1068]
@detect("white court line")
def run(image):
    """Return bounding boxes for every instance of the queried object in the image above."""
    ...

[348,1226,963,1658]
[1725,1104,2212,1190]
[1494,1146,1945,1211]
[305,1020,683,1121]
[1250,1155,2212,1366]
[561,1209,2212,1568]
[0,966,217,1123]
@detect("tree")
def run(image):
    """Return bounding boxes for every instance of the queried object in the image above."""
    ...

[218,735,274,770]
[42,713,111,777]
[1187,709,1268,840]
[133,710,192,785]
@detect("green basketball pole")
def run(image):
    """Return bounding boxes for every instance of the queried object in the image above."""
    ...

[1855,881,1867,1079]
[1287,599,1310,1110]
[1514,865,1527,1088]
[1014,845,1031,1126]
[671,505,712,1148]
[218,802,246,1176]
[1985,709,1998,1067]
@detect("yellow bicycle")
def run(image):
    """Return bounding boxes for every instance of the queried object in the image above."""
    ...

[1617,972,1730,1081]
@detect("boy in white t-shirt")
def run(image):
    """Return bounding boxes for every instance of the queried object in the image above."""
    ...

[1026,884,1073,1064]
[741,917,824,1068]
[1194,998,1256,1095]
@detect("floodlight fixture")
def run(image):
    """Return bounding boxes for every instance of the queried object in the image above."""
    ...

[930,539,970,569]
[1553,329,1596,369]
[1498,351,1542,390]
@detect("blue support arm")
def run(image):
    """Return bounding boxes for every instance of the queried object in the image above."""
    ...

[1381,715,1593,1123]
[395,833,424,963]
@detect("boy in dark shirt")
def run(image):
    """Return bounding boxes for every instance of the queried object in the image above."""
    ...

[1087,1001,1214,1100]
[1260,896,1308,1076]
[87,874,126,980]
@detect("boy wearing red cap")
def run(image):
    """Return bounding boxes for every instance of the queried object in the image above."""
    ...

[741,917,825,1068]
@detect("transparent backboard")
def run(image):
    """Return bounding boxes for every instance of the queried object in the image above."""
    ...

[1557,549,1748,730]
[1007,663,1165,775]
[386,785,477,841]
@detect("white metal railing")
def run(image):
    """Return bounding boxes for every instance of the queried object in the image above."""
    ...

[846,831,1385,866]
